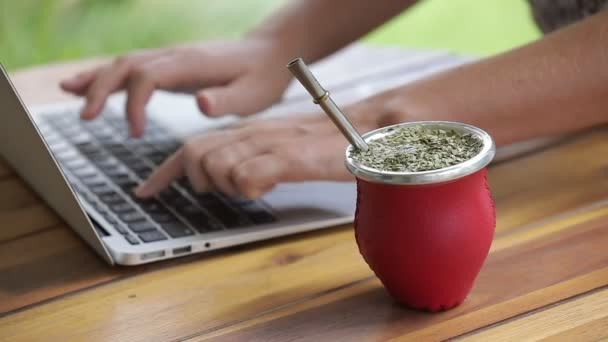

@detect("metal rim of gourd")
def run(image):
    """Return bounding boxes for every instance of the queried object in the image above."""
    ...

[345,121,496,185]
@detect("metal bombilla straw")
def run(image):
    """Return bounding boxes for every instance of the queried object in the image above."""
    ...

[287,58,369,151]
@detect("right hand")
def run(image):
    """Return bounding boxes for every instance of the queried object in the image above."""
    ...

[134,93,416,199]
[60,38,293,136]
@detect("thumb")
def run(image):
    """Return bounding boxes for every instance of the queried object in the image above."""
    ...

[196,78,280,117]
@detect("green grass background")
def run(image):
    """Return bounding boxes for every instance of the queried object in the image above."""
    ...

[0,0,541,71]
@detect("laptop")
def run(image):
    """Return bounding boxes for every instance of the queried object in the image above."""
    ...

[0,45,553,265]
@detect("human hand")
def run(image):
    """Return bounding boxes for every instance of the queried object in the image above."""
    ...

[60,39,293,137]
[134,107,386,199]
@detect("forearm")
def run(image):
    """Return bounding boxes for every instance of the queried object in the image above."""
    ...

[247,0,415,63]
[372,11,608,146]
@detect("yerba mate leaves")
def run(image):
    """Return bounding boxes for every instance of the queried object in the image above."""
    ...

[351,127,482,172]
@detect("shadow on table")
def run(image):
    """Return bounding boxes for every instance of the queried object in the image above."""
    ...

[0,221,352,315]
[215,283,447,341]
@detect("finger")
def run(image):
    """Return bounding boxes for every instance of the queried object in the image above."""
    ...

[231,135,352,198]
[60,69,98,95]
[196,76,282,117]
[182,138,212,193]
[124,57,187,136]
[203,136,288,197]
[231,154,288,199]
[126,53,244,136]
[80,50,168,120]
[80,62,131,120]
[203,142,253,196]
[178,131,245,193]
[135,149,185,197]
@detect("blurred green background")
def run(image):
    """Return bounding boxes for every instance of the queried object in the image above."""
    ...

[0,0,541,71]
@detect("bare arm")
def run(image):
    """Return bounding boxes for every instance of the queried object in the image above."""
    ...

[363,10,608,145]
[61,0,415,134]
[136,10,608,199]
[249,0,416,63]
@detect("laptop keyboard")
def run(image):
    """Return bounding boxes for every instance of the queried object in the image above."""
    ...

[37,111,276,245]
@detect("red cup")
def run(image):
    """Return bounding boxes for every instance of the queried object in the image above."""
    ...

[345,121,496,312]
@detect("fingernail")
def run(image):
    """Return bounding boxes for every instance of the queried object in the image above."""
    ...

[134,183,149,198]
[80,107,93,120]
[60,80,74,89]
[246,189,261,199]
[196,93,215,116]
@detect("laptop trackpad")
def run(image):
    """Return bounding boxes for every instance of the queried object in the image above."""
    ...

[263,181,357,220]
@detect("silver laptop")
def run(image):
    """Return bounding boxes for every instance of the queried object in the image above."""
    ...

[0,45,551,265]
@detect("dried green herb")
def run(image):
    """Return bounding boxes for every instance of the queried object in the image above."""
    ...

[351,126,482,172]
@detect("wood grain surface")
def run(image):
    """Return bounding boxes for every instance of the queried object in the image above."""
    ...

[0,62,607,342]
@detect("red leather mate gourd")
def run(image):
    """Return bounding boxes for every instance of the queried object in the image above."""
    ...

[346,121,496,312]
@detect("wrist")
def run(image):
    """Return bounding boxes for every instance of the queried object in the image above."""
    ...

[348,85,432,132]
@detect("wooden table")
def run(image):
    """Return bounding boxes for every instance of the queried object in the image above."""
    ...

[1,60,608,342]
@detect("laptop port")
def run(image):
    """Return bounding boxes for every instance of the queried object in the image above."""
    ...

[141,250,166,260]
[172,246,192,255]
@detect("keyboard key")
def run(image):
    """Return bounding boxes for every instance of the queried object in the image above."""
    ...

[147,153,166,165]
[138,230,167,243]
[113,180,135,192]
[161,191,191,207]
[110,203,134,213]
[110,174,132,183]
[87,152,112,163]
[76,142,99,154]
[94,158,119,170]
[183,213,224,232]
[64,158,88,170]
[133,167,153,179]
[90,201,106,212]
[160,188,189,205]
[77,192,95,204]
[114,224,129,235]
[132,144,156,156]
[160,222,195,238]
[90,185,116,196]
[152,140,180,154]
[137,199,164,213]
[95,206,109,217]
[122,188,138,198]
[107,144,130,156]
[194,192,223,205]
[104,214,119,226]
[128,220,157,233]
[160,187,179,198]
[119,211,147,222]
[130,161,151,172]
[81,177,107,187]
[238,201,276,224]
[203,201,248,228]
[55,149,81,162]
[125,235,140,245]
[69,133,93,145]
[179,204,201,216]
[99,193,126,204]
[248,211,277,224]
[73,168,98,179]
[149,211,178,223]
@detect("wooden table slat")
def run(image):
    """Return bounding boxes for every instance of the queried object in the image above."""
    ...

[459,287,608,341]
